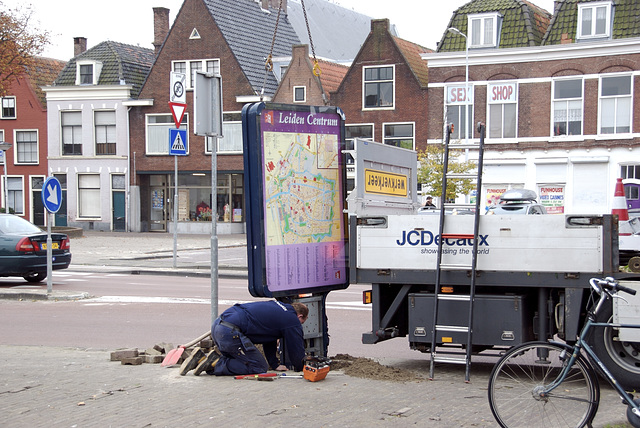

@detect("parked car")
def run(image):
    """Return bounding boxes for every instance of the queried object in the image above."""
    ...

[486,189,547,215]
[0,214,71,282]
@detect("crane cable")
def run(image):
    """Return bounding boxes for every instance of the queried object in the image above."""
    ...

[261,0,323,101]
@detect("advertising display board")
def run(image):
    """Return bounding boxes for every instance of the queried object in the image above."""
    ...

[242,103,348,297]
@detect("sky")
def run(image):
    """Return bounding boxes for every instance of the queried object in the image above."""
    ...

[2,0,556,61]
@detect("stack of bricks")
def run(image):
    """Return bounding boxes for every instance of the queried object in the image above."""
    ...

[110,339,214,366]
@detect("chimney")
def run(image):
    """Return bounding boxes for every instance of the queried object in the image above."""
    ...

[153,7,170,55]
[74,37,87,56]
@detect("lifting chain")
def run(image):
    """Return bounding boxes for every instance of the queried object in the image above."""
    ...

[261,0,323,100]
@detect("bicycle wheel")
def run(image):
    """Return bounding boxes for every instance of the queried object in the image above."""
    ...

[488,342,599,428]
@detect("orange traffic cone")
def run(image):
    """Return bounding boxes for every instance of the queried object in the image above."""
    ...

[613,178,631,235]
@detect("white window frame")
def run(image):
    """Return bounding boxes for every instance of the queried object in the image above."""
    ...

[577,1,612,40]
[598,73,632,135]
[382,122,415,150]
[5,175,24,215]
[445,84,474,140]
[206,112,243,155]
[362,65,395,110]
[468,13,501,48]
[345,123,374,169]
[94,110,117,155]
[551,78,584,137]
[77,173,101,219]
[1,96,16,119]
[293,86,306,103]
[14,129,38,164]
[172,59,220,90]
[61,110,83,156]
[145,113,189,155]
[75,60,102,85]
[487,82,518,140]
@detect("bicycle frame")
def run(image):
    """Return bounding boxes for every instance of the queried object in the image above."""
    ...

[542,292,640,418]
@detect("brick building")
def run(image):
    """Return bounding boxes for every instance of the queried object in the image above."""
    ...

[330,19,431,189]
[423,0,640,214]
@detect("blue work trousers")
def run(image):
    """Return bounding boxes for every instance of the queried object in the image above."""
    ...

[211,318,269,376]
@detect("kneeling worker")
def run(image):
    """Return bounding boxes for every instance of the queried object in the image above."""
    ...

[180,300,308,376]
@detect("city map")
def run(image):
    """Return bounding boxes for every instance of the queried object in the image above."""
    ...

[262,131,341,246]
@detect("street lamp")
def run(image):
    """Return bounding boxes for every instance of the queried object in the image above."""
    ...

[0,141,11,213]
[448,27,470,146]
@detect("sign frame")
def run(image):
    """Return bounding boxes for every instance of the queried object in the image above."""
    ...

[169,128,188,156]
[242,102,349,298]
[42,176,62,213]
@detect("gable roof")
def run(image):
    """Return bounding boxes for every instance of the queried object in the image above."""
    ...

[437,0,552,52]
[287,0,372,62]
[203,0,301,97]
[393,36,432,88]
[54,41,155,98]
[543,0,640,45]
[24,57,66,108]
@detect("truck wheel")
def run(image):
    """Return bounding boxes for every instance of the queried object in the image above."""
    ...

[629,257,640,273]
[587,302,640,391]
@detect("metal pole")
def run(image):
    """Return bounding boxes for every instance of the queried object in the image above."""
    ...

[173,155,178,268]
[46,212,52,293]
[3,150,7,212]
[210,135,219,325]
[464,35,469,147]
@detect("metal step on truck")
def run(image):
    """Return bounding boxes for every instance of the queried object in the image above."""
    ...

[347,137,640,387]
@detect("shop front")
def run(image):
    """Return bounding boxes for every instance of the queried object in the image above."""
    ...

[143,171,244,234]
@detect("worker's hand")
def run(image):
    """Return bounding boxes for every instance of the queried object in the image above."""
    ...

[275,365,288,371]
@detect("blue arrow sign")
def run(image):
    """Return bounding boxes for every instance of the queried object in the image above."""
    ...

[169,128,188,155]
[42,177,63,213]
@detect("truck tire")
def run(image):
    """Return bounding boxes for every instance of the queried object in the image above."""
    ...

[586,302,640,391]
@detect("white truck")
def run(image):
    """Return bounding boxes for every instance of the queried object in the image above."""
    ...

[347,138,640,387]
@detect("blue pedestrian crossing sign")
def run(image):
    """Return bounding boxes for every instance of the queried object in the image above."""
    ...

[169,128,188,155]
[42,177,63,213]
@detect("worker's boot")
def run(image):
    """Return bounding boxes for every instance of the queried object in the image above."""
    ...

[194,349,221,376]
[179,347,206,376]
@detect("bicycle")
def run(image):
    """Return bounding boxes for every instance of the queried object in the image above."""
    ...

[487,277,640,428]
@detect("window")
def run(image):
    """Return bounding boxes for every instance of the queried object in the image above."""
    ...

[1,97,16,119]
[62,111,82,155]
[622,165,640,180]
[552,79,583,136]
[7,176,23,214]
[15,130,38,164]
[487,82,517,139]
[146,114,188,154]
[172,59,220,89]
[206,112,243,154]
[293,86,306,103]
[469,13,501,47]
[600,75,631,134]
[75,61,102,85]
[345,124,373,167]
[78,174,101,218]
[363,66,394,109]
[578,1,612,39]
[383,123,414,150]
[445,84,474,140]
[95,110,116,154]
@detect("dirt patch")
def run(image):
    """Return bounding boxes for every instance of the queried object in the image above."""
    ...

[330,354,422,382]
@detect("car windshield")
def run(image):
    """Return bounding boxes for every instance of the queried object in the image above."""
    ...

[0,215,43,234]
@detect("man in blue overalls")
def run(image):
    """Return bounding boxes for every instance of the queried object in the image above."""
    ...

[181,300,308,376]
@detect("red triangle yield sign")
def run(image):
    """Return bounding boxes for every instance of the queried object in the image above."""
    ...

[168,102,187,129]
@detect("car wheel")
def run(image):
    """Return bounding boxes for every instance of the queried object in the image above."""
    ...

[23,272,46,283]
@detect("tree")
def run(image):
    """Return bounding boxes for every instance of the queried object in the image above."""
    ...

[0,3,50,96]
[417,144,477,203]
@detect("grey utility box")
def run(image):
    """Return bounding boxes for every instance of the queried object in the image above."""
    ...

[408,293,534,347]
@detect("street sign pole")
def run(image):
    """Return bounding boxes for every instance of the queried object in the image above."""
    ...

[169,71,187,268]
[173,155,178,268]
[194,70,223,325]
[41,176,62,294]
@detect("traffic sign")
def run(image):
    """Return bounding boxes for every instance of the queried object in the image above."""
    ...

[168,102,187,130]
[169,129,188,155]
[170,71,187,104]
[42,177,63,213]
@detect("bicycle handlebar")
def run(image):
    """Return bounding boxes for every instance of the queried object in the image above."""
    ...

[589,277,637,296]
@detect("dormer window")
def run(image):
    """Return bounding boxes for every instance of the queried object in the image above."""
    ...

[577,1,612,40]
[468,13,501,48]
[75,60,102,85]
